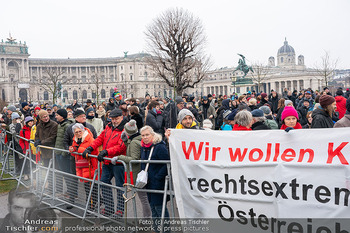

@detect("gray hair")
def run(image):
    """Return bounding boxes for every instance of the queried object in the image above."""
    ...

[234,110,253,127]
[253,116,266,122]
[140,125,155,135]
[72,123,85,132]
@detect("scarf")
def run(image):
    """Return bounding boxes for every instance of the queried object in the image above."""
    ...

[96,109,106,118]
[280,122,302,130]
[141,139,153,148]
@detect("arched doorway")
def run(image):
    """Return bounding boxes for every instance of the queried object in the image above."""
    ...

[19,89,28,102]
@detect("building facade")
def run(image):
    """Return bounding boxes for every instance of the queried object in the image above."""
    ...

[0,37,174,105]
[201,39,331,96]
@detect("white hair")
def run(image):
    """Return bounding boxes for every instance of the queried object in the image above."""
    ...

[234,110,253,127]
[72,123,85,132]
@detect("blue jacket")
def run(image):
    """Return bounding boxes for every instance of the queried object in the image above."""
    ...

[140,134,169,205]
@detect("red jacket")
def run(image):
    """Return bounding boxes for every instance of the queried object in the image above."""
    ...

[19,125,32,154]
[90,121,127,165]
[232,124,252,131]
[335,96,347,119]
[71,130,99,182]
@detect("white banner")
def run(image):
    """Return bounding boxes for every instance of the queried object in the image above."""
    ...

[170,128,350,231]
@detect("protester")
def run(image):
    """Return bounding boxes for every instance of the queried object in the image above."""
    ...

[96,104,106,121]
[19,116,34,180]
[335,89,347,119]
[119,101,129,119]
[129,106,143,130]
[302,111,313,129]
[86,108,104,136]
[334,98,350,128]
[198,96,216,129]
[69,123,99,211]
[166,97,185,129]
[202,119,213,130]
[9,112,23,175]
[54,109,74,195]
[111,120,152,218]
[140,126,170,231]
[220,110,233,131]
[20,102,31,118]
[82,108,127,217]
[84,99,93,112]
[311,95,336,128]
[217,99,231,128]
[280,106,302,130]
[251,109,271,130]
[259,106,279,129]
[145,100,164,136]
[232,110,253,131]
[72,99,81,111]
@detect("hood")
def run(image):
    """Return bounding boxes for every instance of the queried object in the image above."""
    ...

[335,96,346,103]
[222,99,230,110]
[312,107,328,118]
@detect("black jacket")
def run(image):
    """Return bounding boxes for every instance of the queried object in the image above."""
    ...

[145,110,164,135]
[269,96,279,114]
[251,121,271,130]
[311,108,334,128]
[131,113,144,131]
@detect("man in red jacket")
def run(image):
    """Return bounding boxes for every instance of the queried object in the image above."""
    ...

[83,109,127,217]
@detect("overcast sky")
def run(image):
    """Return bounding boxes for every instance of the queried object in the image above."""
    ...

[1,0,349,69]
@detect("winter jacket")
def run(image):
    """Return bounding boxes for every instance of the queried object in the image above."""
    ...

[251,121,271,130]
[71,130,99,182]
[335,96,347,119]
[297,105,311,126]
[131,114,144,131]
[106,99,116,112]
[297,97,314,109]
[269,95,279,114]
[63,122,97,150]
[86,118,104,136]
[221,123,232,131]
[334,114,350,128]
[118,134,142,185]
[140,133,169,205]
[311,108,334,128]
[19,125,31,154]
[265,116,279,130]
[232,124,252,131]
[30,125,37,155]
[199,103,216,129]
[217,99,231,127]
[55,118,74,156]
[145,109,164,135]
[90,119,127,165]
[165,103,180,129]
[35,120,58,159]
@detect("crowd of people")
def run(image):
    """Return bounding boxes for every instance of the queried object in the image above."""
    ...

[1,87,350,230]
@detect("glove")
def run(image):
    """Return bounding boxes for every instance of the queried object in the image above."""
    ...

[82,146,93,159]
[121,131,128,143]
[34,140,41,147]
[285,127,294,132]
[97,150,108,162]
[111,156,119,165]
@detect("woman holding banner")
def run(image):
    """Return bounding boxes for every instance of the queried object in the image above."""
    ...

[280,106,302,130]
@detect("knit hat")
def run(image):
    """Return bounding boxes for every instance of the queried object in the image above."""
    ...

[164,97,170,103]
[175,97,184,105]
[319,95,335,108]
[21,102,29,108]
[261,93,267,99]
[259,106,271,115]
[86,108,95,115]
[56,109,68,119]
[34,106,41,111]
[124,119,138,136]
[284,100,293,106]
[86,99,92,103]
[73,109,85,118]
[281,106,299,121]
[251,109,264,117]
[11,112,20,120]
[109,109,123,118]
[202,119,213,130]
[38,110,49,119]
[336,90,344,96]
[223,110,232,119]
[24,116,34,124]
[227,110,237,121]
[177,109,194,123]
[8,105,16,112]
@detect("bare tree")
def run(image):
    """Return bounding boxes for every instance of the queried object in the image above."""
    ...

[145,8,212,97]
[90,69,104,104]
[38,67,68,104]
[250,62,271,92]
[314,51,338,88]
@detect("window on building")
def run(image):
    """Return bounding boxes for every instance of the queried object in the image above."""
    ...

[281,57,284,63]
[121,66,123,70]
[82,76,86,83]
[92,91,96,99]
[110,75,114,82]
[146,84,148,88]
[63,90,68,98]
[130,85,133,89]
[44,91,49,100]
[130,66,132,69]
[82,90,87,99]
[101,89,106,98]
[130,74,133,81]
[101,75,105,83]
